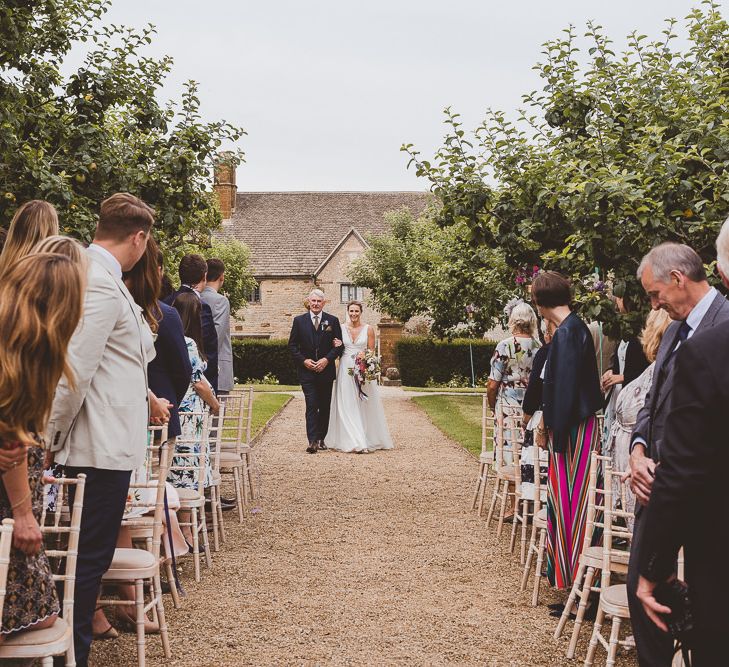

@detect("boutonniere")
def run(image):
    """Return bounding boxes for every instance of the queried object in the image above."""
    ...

[323,320,333,332]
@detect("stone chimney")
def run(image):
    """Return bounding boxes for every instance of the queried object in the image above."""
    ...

[213,153,237,220]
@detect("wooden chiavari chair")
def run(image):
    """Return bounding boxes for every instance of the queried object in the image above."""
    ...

[486,404,523,537]
[0,519,12,628]
[471,395,495,515]
[206,404,226,551]
[0,475,86,666]
[169,411,213,582]
[218,387,254,523]
[583,452,634,667]
[519,431,549,606]
[99,437,172,667]
[555,451,632,659]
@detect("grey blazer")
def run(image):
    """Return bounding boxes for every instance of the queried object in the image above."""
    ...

[201,287,234,392]
[631,291,729,463]
[48,249,153,470]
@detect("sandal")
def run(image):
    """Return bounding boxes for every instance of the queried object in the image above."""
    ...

[93,624,119,640]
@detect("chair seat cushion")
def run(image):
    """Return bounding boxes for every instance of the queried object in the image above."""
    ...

[219,452,243,466]
[0,617,70,653]
[103,547,157,580]
[600,584,631,617]
[176,487,204,502]
[582,546,630,567]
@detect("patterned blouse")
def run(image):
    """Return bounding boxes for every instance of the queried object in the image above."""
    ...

[489,336,541,407]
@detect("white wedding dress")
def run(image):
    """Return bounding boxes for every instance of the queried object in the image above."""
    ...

[324,324,394,453]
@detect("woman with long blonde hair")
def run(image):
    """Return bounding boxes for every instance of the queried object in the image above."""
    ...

[0,252,85,639]
[0,200,59,277]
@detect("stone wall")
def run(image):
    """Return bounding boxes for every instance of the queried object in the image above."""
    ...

[231,233,387,339]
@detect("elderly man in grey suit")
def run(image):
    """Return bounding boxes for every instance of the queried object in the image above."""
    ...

[201,258,234,393]
[627,242,729,666]
[48,193,170,667]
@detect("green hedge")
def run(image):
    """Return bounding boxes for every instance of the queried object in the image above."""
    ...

[395,337,497,387]
[232,339,299,385]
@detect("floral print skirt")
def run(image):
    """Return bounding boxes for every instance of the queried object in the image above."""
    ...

[0,445,60,634]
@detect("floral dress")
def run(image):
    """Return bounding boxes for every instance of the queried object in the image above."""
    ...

[168,338,212,490]
[1,439,60,634]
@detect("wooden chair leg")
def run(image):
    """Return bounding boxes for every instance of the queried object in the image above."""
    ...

[606,617,622,667]
[246,453,256,501]
[555,561,584,640]
[568,566,598,659]
[41,658,53,667]
[531,527,547,606]
[233,467,245,523]
[509,496,520,554]
[485,477,499,525]
[520,524,537,591]
[584,606,605,667]
[164,559,181,609]
[477,464,490,516]
[153,574,171,659]
[210,486,220,552]
[496,480,509,538]
[200,509,212,569]
[217,491,226,544]
[472,462,485,510]
[135,578,146,667]
[191,507,201,582]
[520,500,530,565]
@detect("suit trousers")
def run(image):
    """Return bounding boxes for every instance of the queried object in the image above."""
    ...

[62,467,132,667]
[301,375,334,443]
[627,510,675,667]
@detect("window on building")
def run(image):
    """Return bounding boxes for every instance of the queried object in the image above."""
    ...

[248,283,261,304]
[340,283,362,303]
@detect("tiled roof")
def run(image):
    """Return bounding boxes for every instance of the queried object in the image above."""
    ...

[215,191,430,276]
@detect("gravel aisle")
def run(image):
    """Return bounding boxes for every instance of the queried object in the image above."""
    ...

[94,389,633,666]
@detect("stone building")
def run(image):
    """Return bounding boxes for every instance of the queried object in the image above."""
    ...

[213,164,428,367]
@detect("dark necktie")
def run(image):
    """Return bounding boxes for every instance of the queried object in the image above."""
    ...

[313,315,320,331]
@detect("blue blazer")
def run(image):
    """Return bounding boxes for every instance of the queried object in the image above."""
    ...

[148,301,192,438]
[164,287,219,393]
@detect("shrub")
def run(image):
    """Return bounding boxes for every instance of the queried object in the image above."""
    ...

[233,339,298,385]
[396,337,497,387]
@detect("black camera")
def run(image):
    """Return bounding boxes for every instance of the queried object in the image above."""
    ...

[653,579,696,648]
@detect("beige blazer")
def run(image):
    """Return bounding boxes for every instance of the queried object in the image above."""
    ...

[48,248,152,470]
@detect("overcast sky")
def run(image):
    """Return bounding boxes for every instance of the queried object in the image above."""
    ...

[95,1,726,192]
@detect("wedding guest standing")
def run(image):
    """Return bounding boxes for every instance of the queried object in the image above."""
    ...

[605,309,670,525]
[532,271,602,590]
[0,200,59,277]
[169,292,220,540]
[164,254,219,393]
[487,300,541,415]
[0,253,85,639]
[201,258,235,394]
[636,221,729,666]
[144,244,192,441]
[47,193,170,666]
[627,242,729,667]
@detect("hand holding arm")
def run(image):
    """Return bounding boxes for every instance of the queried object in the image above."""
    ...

[3,457,42,556]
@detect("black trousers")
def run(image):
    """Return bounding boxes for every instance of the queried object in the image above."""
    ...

[64,467,132,667]
[627,511,675,667]
[300,375,334,444]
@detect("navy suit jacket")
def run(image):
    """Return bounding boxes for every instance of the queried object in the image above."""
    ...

[288,311,343,383]
[148,301,192,438]
[164,287,219,393]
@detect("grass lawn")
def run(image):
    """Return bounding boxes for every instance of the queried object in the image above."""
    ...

[247,383,300,393]
[251,393,292,438]
[403,386,486,394]
[411,394,488,457]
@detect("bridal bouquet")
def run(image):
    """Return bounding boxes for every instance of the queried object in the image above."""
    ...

[348,349,381,400]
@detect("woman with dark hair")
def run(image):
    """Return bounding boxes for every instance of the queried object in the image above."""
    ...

[168,293,219,542]
[531,271,603,590]
[121,236,163,333]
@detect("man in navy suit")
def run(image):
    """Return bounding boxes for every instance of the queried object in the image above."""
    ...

[164,254,219,393]
[288,289,344,453]
[149,249,193,438]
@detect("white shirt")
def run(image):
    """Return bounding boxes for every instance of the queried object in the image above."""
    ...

[310,311,323,327]
[88,243,122,279]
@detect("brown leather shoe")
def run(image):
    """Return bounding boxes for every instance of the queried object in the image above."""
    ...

[317,440,328,450]
[306,442,318,454]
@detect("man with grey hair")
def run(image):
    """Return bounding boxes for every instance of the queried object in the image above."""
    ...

[627,240,729,666]
[634,219,729,664]
[288,288,344,453]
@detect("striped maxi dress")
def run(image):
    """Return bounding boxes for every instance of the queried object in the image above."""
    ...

[546,415,600,589]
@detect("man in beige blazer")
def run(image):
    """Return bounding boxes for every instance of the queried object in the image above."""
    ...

[48,193,169,667]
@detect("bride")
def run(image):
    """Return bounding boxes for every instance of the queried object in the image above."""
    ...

[324,300,394,453]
